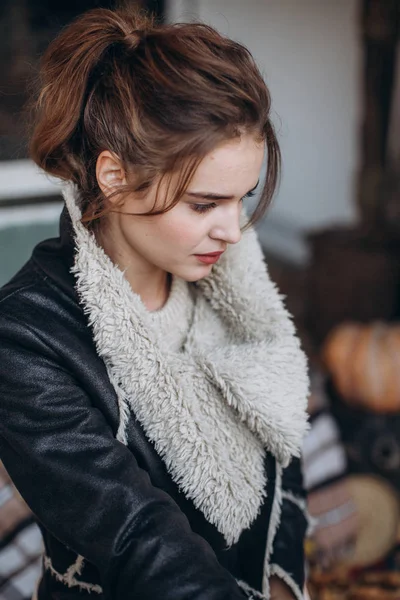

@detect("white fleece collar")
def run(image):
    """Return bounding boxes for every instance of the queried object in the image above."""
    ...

[63,183,309,545]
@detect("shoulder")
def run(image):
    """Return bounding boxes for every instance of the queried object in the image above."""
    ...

[0,238,85,354]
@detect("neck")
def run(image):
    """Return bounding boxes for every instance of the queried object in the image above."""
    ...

[128,269,171,312]
[96,227,171,312]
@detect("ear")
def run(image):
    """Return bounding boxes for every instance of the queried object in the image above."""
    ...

[96,151,127,197]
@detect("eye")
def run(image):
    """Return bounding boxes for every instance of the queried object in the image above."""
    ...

[242,190,256,201]
[191,202,218,214]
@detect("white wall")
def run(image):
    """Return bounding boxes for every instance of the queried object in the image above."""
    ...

[168,0,361,261]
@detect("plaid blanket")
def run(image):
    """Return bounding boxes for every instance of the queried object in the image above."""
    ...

[0,462,43,600]
[303,372,358,568]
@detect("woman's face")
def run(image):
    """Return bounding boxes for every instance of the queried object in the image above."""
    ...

[103,134,265,282]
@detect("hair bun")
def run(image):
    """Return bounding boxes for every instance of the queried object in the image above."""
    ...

[122,30,142,51]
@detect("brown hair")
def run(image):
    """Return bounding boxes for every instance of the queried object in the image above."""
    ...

[29,6,280,228]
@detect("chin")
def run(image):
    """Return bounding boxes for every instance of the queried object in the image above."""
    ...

[175,264,214,283]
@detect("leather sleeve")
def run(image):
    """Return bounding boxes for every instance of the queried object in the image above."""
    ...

[269,458,308,600]
[0,313,246,600]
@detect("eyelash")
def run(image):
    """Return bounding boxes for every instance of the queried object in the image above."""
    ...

[191,190,256,214]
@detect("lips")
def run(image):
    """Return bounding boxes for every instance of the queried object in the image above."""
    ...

[194,251,224,265]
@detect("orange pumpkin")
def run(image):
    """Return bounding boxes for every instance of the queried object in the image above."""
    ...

[322,321,400,413]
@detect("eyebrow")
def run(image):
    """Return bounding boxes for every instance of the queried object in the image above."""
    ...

[186,179,260,201]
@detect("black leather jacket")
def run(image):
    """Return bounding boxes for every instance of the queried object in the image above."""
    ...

[0,212,307,599]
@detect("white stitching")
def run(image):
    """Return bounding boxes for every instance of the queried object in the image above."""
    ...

[262,462,283,592]
[281,489,315,535]
[281,490,307,513]
[43,555,103,594]
[269,563,304,600]
[237,579,269,599]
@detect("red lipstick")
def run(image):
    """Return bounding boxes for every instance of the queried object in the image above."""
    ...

[194,251,224,265]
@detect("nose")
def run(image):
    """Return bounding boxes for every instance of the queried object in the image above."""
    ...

[209,205,242,245]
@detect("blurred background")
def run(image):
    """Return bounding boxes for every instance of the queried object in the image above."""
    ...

[1,1,400,599]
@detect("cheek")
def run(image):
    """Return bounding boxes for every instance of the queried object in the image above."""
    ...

[156,211,207,248]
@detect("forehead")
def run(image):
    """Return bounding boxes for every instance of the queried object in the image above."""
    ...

[190,135,265,192]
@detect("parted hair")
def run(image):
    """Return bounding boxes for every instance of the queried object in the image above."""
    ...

[29,6,281,227]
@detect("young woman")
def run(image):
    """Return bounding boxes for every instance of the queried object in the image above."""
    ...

[0,7,309,600]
